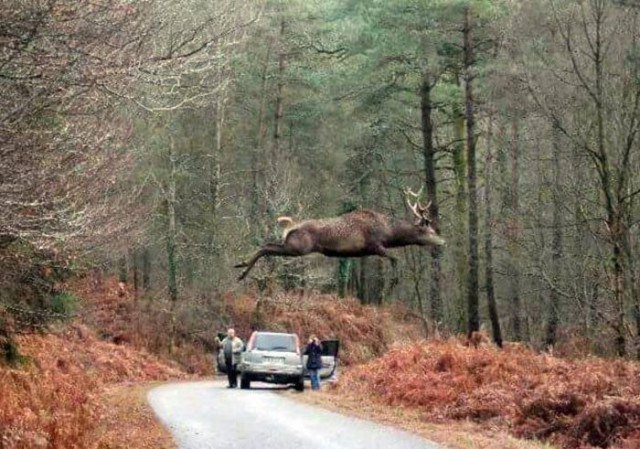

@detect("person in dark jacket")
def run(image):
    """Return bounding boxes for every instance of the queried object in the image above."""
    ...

[304,335,323,391]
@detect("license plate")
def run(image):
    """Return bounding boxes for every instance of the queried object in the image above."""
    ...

[264,357,284,365]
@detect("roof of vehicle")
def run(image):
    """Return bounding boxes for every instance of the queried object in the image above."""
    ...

[252,331,298,337]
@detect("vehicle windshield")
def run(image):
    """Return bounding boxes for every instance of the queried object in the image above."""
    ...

[254,334,296,352]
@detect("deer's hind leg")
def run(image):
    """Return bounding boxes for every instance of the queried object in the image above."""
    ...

[235,243,309,281]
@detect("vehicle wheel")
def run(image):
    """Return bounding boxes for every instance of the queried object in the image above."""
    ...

[240,375,251,390]
[294,377,305,392]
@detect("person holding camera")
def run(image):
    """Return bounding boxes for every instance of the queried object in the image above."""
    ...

[304,335,323,391]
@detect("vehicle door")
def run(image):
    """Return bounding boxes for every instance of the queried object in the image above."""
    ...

[319,340,339,378]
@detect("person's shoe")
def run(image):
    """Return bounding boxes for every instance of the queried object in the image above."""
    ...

[227,385,234,389]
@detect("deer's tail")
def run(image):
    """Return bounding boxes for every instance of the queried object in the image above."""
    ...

[276,216,295,228]
[276,216,296,240]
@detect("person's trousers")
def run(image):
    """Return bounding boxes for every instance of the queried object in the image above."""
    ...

[309,369,320,390]
[225,357,238,387]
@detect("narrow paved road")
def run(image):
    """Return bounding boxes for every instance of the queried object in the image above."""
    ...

[148,381,442,449]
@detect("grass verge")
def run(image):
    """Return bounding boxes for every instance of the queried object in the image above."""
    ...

[286,387,553,449]
[94,382,175,449]
[310,338,640,448]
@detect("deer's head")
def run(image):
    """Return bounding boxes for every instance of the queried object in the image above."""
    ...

[405,187,446,247]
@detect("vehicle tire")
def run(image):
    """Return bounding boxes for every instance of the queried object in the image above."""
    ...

[240,375,251,390]
[294,376,305,392]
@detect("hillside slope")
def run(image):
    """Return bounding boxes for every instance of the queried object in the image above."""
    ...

[0,324,186,448]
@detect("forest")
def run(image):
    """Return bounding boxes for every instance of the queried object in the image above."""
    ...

[6,1,640,448]
[3,0,640,360]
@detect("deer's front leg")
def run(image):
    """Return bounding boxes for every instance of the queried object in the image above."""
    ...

[373,245,397,263]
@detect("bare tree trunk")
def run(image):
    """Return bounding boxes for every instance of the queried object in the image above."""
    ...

[166,139,178,303]
[250,45,272,242]
[142,248,151,291]
[612,231,626,356]
[484,112,503,348]
[117,256,127,284]
[273,19,286,156]
[633,296,640,360]
[263,17,287,282]
[208,48,225,269]
[131,249,139,300]
[546,123,563,347]
[337,258,352,298]
[373,258,385,305]
[463,6,480,337]
[633,266,640,360]
[508,117,522,340]
[420,74,442,323]
[592,2,625,356]
[408,249,429,336]
[347,260,358,298]
[358,258,368,305]
[452,101,467,332]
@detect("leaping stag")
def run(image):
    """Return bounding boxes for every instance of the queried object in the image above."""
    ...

[234,188,445,281]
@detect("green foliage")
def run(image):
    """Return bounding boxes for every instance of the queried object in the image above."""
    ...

[50,292,79,317]
[0,335,27,366]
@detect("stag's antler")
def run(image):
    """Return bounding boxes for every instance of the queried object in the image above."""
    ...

[404,187,422,219]
[404,187,432,220]
[405,186,423,198]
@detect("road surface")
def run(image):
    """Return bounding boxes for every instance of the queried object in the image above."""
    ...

[148,380,442,449]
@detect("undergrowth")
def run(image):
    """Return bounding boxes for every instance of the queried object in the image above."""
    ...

[221,292,423,365]
[332,338,640,448]
[69,277,423,371]
[0,325,185,449]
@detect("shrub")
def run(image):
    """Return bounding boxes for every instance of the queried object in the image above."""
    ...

[0,238,75,334]
[50,292,79,316]
[0,335,24,366]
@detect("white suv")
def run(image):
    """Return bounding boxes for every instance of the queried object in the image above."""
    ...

[240,332,305,390]
[217,331,339,391]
